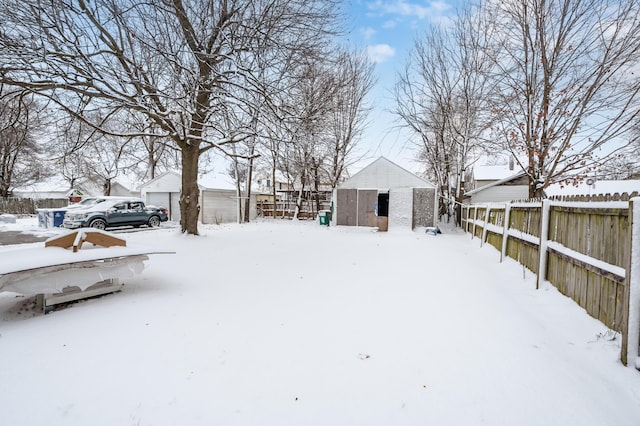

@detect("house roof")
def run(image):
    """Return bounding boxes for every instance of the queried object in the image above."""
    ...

[198,173,236,191]
[472,164,519,181]
[139,170,241,192]
[12,176,101,198]
[339,156,435,189]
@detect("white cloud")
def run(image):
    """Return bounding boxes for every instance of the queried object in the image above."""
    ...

[367,0,452,21]
[366,44,396,63]
[382,20,398,29]
[361,27,376,41]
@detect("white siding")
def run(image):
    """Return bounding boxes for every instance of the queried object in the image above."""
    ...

[201,190,258,224]
[470,185,528,204]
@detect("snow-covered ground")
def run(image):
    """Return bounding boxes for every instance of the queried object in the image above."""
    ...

[1,217,640,426]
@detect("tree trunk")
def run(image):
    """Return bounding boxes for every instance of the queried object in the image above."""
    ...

[232,157,243,223]
[180,145,200,235]
[271,167,277,220]
[244,148,255,223]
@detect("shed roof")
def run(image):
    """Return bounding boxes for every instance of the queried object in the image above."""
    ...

[338,157,435,190]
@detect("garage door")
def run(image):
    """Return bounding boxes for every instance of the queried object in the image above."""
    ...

[147,192,181,222]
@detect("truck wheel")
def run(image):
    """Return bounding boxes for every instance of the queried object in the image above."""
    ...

[89,219,107,230]
[148,216,161,227]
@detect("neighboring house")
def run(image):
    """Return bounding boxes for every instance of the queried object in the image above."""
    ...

[333,156,438,231]
[109,181,137,198]
[11,177,99,201]
[467,163,521,191]
[464,170,640,204]
[255,173,293,201]
[109,176,141,198]
[463,171,529,204]
[255,174,333,202]
[13,175,139,201]
[254,172,333,218]
[138,170,258,224]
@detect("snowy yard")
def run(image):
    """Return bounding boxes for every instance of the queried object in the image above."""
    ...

[1,219,640,425]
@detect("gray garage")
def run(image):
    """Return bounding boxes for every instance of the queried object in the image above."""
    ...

[333,157,437,231]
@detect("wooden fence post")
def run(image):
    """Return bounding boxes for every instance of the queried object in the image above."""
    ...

[536,199,551,290]
[481,204,492,246]
[461,205,467,231]
[472,206,479,239]
[501,202,511,262]
[622,197,640,368]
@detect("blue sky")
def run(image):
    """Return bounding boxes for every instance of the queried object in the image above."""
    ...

[343,0,462,172]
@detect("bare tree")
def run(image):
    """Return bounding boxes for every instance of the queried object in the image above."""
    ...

[395,6,496,223]
[124,115,180,181]
[50,111,140,195]
[0,0,338,234]
[0,89,48,197]
[325,49,375,189]
[487,0,640,197]
[274,56,338,219]
[596,129,640,179]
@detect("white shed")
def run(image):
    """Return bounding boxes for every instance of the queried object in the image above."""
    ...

[334,157,438,231]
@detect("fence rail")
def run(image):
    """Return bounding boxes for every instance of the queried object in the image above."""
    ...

[462,192,640,368]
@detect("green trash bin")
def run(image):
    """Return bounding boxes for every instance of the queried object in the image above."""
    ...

[319,210,330,226]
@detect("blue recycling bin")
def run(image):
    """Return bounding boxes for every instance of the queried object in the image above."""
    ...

[52,210,67,227]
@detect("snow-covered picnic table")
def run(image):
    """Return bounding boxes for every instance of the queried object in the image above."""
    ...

[0,229,173,310]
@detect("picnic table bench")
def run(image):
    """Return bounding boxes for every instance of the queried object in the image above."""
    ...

[0,229,173,312]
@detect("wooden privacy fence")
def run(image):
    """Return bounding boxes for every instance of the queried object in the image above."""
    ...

[462,193,640,368]
[0,198,68,214]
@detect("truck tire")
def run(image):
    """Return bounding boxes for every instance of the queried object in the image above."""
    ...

[147,216,161,227]
[89,219,107,230]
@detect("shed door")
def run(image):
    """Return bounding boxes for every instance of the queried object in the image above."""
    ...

[413,188,436,228]
[336,189,357,226]
[357,189,378,227]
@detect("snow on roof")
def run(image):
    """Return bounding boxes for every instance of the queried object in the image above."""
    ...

[112,174,141,191]
[545,180,640,197]
[464,170,527,196]
[198,172,236,191]
[472,164,519,181]
[339,156,435,189]
[12,176,72,195]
